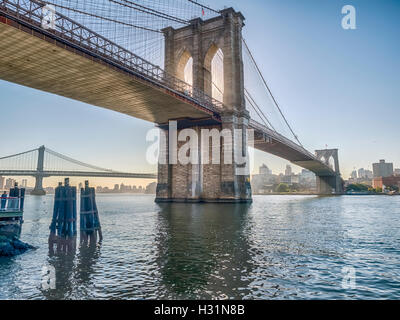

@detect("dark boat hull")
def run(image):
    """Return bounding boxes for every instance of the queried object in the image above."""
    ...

[0,211,23,238]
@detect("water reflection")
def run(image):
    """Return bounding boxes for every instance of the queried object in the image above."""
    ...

[155,203,254,299]
[43,233,101,300]
[48,234,77,256]
[1,194,399,299]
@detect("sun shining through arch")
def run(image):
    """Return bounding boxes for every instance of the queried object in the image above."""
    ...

[211,48,224,102]
[204,44,224,102]
[176,49,193,87]
[184,56,193,86]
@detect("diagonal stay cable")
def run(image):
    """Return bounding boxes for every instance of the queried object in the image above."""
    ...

[43,1,162,33]
[245,94,270,131]
[109,0,189,25]
[243,38,304,148]
[244,88,277,132]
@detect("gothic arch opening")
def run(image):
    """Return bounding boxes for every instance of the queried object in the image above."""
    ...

[204,44,224,102]
[176,49,193,86]
[328,156,335,171]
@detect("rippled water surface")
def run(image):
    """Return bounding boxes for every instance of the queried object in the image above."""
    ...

[0,194,399,299]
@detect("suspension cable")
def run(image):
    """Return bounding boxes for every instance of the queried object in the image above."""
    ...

[0,148,38,161]
[187,0,221,14]
[244,88,276,132]
[109,0,189,25]
[44,1,162,33]
[45,148,115,173]
[243,38,303,147]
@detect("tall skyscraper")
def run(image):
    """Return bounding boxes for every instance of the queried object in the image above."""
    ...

[259,164,272,175]
[365,170,373,179]
[372,160,393,178]
[285,165,292,176]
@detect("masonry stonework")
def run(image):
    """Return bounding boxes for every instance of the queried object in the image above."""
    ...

[315,149,344,195]
[156,8,252,203]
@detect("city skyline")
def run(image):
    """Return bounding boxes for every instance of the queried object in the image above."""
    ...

[1,0,399,182]
[3,155,399,191]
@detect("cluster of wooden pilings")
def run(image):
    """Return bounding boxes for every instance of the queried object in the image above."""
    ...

[49,179,102,254]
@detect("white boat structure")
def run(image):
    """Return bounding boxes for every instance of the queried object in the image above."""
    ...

[0,187,25,237]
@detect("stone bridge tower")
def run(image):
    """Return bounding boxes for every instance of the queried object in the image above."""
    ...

[31,145,47,196]
[156,8,252,203]
[315,149,344,194]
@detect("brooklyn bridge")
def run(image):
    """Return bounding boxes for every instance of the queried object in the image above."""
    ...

[0,0,343,202]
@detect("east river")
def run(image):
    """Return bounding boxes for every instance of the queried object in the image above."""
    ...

[0,194,399,299]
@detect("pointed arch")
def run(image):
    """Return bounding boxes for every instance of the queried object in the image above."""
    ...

[204,43,224,102]
[176,49,193,86]
[328,156,335,170]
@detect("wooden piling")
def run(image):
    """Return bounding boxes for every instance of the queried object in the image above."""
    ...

[48,179,77,254]
[80,181,102,245]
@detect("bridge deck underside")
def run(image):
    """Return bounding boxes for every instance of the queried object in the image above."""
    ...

[0,16,336,179]
[0,18,214,124]
[253,131,335,176]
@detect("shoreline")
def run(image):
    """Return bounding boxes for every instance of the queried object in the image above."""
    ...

[253,193,399,196]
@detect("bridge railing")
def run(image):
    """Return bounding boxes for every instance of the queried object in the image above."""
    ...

[249,119,318,161]
[0,0,224,113]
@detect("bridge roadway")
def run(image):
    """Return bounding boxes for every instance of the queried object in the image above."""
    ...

[0,0,335,177]
[0,170,157,179]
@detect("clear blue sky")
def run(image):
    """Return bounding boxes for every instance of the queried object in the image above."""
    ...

[1,0,399,187]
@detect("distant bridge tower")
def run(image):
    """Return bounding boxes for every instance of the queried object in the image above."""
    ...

[315,149,344,195]
[31,145,48,196]
[156,8,252,203]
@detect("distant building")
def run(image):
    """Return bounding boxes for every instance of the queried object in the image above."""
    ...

[285,165,292,176]
[0,176,4,190]
[373,176,400,189]
[350,170,357,179]
[300,169,314,179]
[259,164,272,175]
[251,164,277,194]
[21,179,28,188]
[394,169,400,176]
[44,187,55,194]
[145,182,157,194]
[373,160,393,178]
[5,178,15,189]
[356,168,373,181]
[299,169,316,188]
[365,170,373,179]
